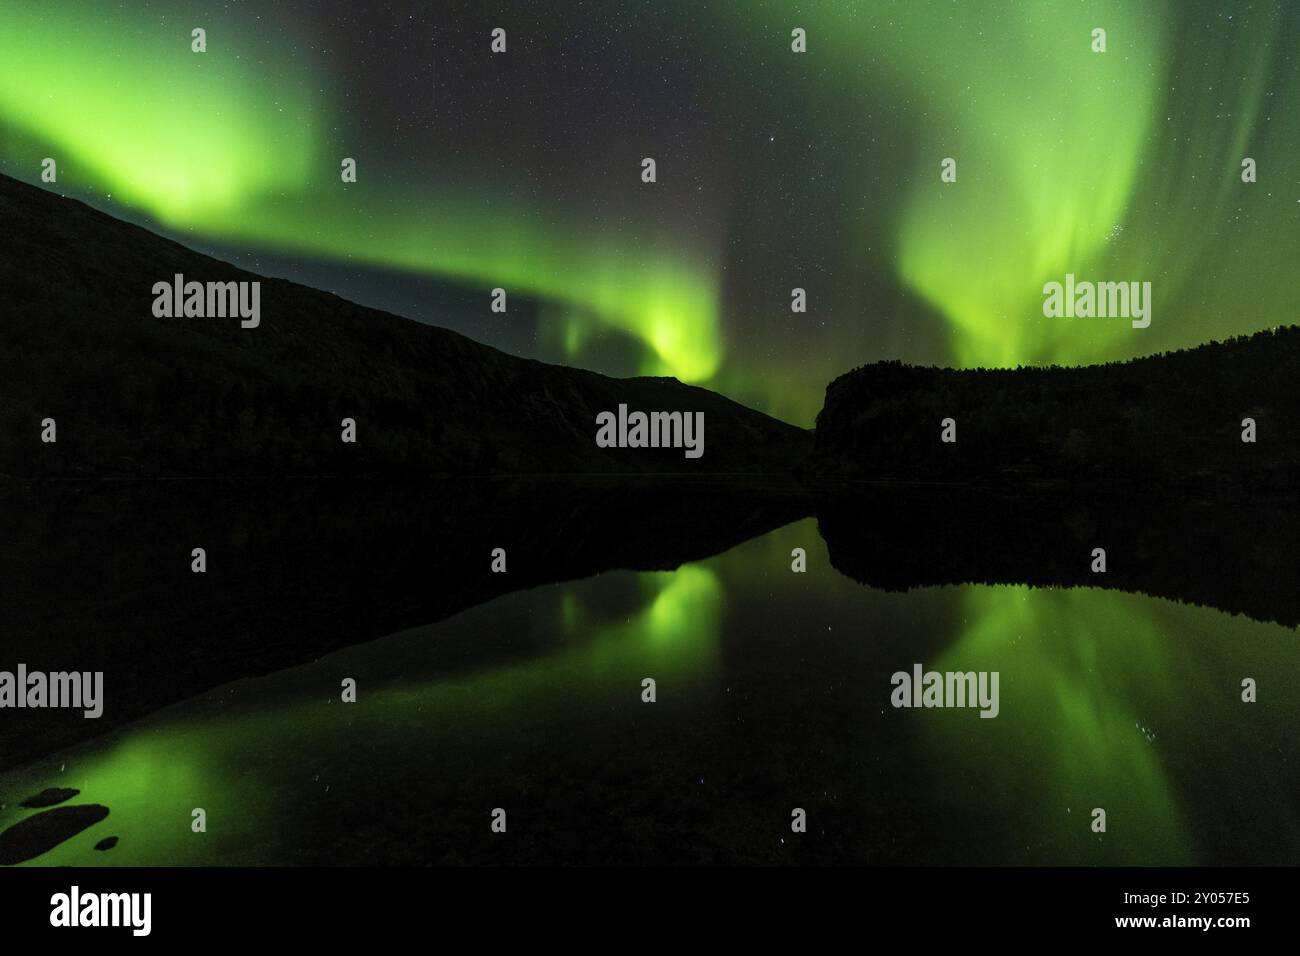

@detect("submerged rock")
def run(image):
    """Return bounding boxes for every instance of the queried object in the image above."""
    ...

[18,787,79,809]
[0,805,110,865]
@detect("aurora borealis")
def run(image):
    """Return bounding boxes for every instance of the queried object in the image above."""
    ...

[7,0,1300,895]
[2,0,1298,425]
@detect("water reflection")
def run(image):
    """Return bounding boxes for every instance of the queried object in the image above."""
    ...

[2,514,1296,865]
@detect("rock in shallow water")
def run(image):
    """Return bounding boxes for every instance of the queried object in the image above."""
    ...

[18,787,79,809]
[0,805,110,865]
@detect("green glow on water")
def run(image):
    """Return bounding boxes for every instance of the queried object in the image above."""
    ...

[0,522,1296,865]
[0,566,722,865]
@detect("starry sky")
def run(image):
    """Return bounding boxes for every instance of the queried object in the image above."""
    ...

[1,0,1298,426]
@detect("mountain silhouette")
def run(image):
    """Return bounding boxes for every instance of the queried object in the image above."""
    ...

[806,337,1300,488]
[0,175,808,478]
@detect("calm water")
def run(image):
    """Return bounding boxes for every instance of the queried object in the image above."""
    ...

[2,515,1298,865]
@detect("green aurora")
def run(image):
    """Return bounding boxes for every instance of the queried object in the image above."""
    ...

[2,0,1297,425]
[0,3,724,383]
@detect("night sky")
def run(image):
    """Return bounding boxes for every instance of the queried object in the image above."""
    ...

[2,0,1298,425]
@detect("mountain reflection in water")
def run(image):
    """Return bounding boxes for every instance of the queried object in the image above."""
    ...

[1,480,1297,865]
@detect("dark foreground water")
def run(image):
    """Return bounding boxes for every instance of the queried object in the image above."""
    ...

[2,488,1297,865]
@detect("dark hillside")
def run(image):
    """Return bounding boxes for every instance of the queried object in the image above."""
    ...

[0,176,809,478]
[806,334,1300,488]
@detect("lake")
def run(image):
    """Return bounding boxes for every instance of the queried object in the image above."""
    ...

[2,482,1296,866]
